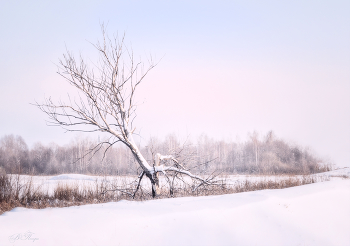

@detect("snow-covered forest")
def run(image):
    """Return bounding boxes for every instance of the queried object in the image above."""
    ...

[0,131,331,176]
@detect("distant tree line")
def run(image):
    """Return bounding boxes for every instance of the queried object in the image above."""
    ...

[0,132,332,176]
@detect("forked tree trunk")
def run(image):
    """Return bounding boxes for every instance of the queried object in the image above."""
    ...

[145,172,160,198]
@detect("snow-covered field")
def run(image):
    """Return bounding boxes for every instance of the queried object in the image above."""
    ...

[1,169,349,246]
[8,167,348,195]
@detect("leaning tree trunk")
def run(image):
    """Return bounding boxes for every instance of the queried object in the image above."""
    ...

[126,136,160,197]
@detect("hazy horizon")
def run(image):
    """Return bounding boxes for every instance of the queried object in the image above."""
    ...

[0,1,349,167]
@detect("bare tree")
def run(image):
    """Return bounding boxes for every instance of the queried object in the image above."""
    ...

[250,131,260,172]
[35,27,214,197]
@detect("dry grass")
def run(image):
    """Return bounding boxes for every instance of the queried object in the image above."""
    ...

[328,174,349,179]
[0,175,133,214]
[0,174,329,215]
[150,175,328,199]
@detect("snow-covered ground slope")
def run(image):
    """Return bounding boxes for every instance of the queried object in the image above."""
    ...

[1,175,349,246]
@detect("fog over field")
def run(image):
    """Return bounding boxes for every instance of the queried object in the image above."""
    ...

[0,1,349,168]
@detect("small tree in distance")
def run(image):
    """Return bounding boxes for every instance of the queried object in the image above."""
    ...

[35,26,214,197]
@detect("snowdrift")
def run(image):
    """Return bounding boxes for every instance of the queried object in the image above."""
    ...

[1,177,349,246]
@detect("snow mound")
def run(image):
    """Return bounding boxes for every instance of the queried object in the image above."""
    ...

[1,179,349,246]
[49,174,97,181]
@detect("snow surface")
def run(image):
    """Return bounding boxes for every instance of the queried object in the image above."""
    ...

[1,177,349,245]
[49,174,97,181]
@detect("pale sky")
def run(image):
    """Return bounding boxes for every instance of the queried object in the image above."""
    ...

[0,1,349,167]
